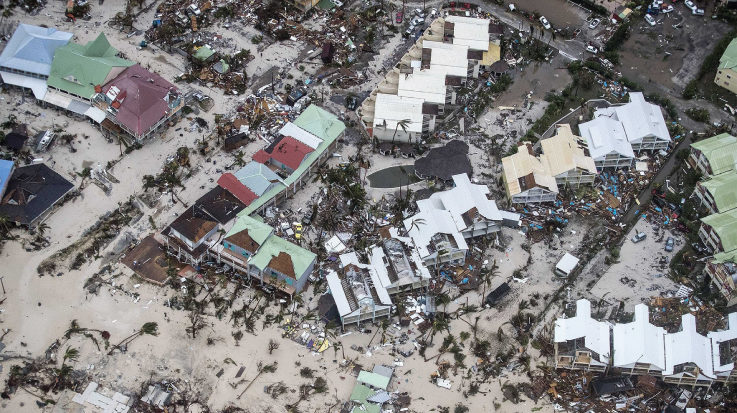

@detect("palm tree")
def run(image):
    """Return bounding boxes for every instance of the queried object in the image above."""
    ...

[108,322,159,355]
[0,214,10,239]
[391,119,410,146]
[36,222,50,238]
[407,217,426,233]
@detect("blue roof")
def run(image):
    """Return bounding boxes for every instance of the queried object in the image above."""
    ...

[0,24,73,76]
[0,160,15,197]
[233,162,284,196]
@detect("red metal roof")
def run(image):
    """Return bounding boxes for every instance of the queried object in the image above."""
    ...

[252,149,270,164]
[102,64,178,138]
[217,173,258,205]
[268,136,313,171]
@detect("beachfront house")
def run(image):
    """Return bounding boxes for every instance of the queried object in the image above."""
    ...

[688,133,737,177]
[326,267,392,328]
[403,173,519,267]
[371,93,425,143]
[578,116,635,170]
[540,125,598,187]
[715,38,737,95]
[502,142,559,204]
[663,314,716,387]
[46,33,133,122]
[0,162,74,227]
[213,215,315,295]
[0,24,72,99]
[593,92,671,152]
[708,312,737,383]
[93,64,185,142]
[554,299,611,372]
[611,304,666,375]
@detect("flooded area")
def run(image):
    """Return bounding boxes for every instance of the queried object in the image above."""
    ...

[367,165,419,188]
[511,0,589,29]
[493,54,572,107]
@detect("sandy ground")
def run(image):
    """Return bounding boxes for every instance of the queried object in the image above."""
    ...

[0,2,695,413]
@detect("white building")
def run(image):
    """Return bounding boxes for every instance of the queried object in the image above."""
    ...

[403,173,519,266]
[421,40,471,79]
[594,92,671,152]
[708,312,737,383]
[372,93,425,143]
[554,299,611,372]
[611,304,666,375]
[326,267,392,328]
[663,314,716,387]
[578,116,635,170]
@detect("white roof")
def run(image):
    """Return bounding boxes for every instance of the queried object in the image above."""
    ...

[325,235,346,254]
[397,70,447,104]
[0,71,47,99]
[403,174,516,259]
[579,116,635,161]
[445,15,491,51]
[555,253,579,274]
[278,121,322,149]
[422,40,469,78]
[612,304,666,370]
[326,270,352,317]
[596,92,671,145]
[708,312,737,376]
[373,93,424,133]
[339,250,392,306]
[663,314,715,379]
[554,299,611,362]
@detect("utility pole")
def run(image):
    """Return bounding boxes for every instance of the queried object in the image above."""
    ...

[0,276,6,295]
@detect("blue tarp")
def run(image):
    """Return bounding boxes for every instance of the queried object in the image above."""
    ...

[0,160,14,196]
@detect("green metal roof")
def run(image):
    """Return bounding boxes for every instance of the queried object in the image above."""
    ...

[348,383,381,413]
[701,209,737,253]
[691,133,737,176]
[357,371,390,390]
[193,46,215,61]
[700,172,737,212]
[719,38,737,71]
[47,33,133,98]
[713,250,737,264]
[239,106,344,216]
[293,104,346,142]
[249,234,316,279]
[225,215,273,245]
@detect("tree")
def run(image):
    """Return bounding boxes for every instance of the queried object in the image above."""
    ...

[186,308,206,339]
[268,339,280,354]
[391,118,410,145]
[36,222,50,238]
[108,322,159,355]
[0,214,11,239]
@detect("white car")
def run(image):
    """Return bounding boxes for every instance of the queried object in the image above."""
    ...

[589,18,601,29]
[586,45,598,54]
[333,0,343,7]
[430,8,437,17]
[645,13,656,26]
[693,8,705,16]
[662,4,674,13]
[684,0,697,11]
[539,16,551,30]
[187,4,201,16]
[414,8,425,18]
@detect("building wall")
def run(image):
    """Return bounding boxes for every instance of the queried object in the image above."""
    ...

[511,187,557,204]
[222,240,255,260]
[715,68,737,95]
[555,169,596,187]
[631,135,669,152]
[699,223,724,253]
[695,184,719,214]
[594,153,634,170]
[373,126,419,143]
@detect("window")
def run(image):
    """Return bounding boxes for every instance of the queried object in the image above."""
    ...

[241,250,248,257]
[285,278,293,285]
[223,241,230,249]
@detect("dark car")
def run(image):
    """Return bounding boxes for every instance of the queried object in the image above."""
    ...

[346,95,358,110]
[287,88,307,106]
[665,237,675,252]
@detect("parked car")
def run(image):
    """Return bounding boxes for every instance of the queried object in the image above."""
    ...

[293,223,303,240]
[539,16,551,30]
[665,237,675,252]
[662,4,674,13]
[631,232,647,243]
[333,0,343,7]
[414,8,425,18]
[187,4,201,16]
[404,25,415,37]
[684,0,696,11]
[586,45,598,54]
[396,11,403,23]
[693,8,705,15]
[589,18,601,29]
[430,8,438,17]
[411,16,425,26]
[345,95,358,110]
[645,13,656,26]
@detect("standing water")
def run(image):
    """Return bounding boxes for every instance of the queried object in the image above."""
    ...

[510,0,588,30]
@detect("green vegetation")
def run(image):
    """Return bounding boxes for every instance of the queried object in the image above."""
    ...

[682,30,737,103]
[685,107,711,123]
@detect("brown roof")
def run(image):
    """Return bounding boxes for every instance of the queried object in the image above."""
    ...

[461,207,479,228]
[518,173,536,191]
[268,251,296,278]
[225,230,260,254]
[168,209,217,243]
[467,50,484,60]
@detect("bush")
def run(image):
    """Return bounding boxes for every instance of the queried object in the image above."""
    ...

[682,80,698,100]
[604,22,630,53]
[685,108,710,123]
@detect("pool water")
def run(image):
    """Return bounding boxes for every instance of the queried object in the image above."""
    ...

[367,165,420,188]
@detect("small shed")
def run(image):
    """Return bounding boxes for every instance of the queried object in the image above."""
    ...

[224,132,249,151]
[321,42,334,64]
[555,253,580,277]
